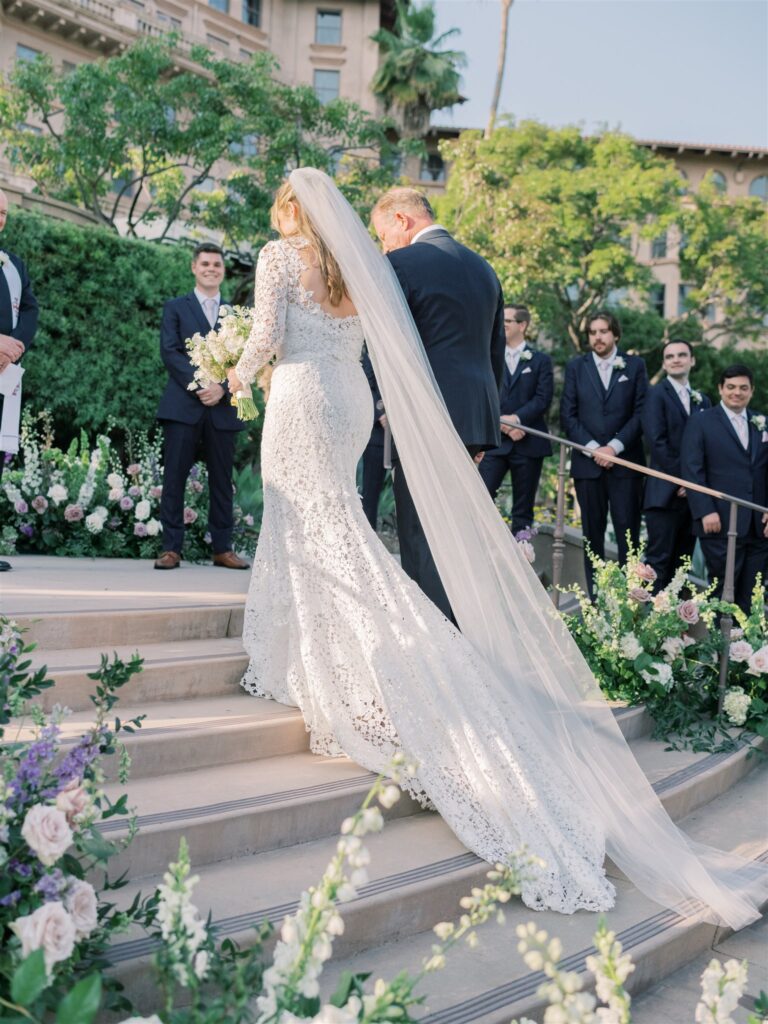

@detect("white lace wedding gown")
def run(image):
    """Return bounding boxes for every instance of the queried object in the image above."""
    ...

[238,238,614,915]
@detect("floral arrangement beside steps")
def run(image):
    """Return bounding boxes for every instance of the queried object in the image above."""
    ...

[0,411,258,561]
[562,547,767,753]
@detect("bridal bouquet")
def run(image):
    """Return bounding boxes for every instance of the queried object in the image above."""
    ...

[186,305,258,421]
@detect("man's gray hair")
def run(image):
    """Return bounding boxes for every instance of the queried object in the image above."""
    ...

[371,187,435,222]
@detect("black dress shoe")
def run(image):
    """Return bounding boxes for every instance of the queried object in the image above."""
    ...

[0,561,10,572]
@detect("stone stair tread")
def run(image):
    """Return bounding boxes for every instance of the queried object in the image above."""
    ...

[28,636,246,671]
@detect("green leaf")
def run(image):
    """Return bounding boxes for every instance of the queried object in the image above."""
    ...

[10,948,48,1006]
[80,827,116,862]
[330,970,371,1007]
[55,973,102,1024]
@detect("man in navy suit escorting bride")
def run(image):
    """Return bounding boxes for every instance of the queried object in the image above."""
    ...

[155,243,249,571]
[371,187,506,620]
[478,304,553,534]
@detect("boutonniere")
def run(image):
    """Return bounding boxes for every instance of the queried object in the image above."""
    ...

[690,390,703,405]
[751,414,767,431]
[613,356,626,370]
[0,251,8,269]
[218,304,232,318]
[520,349,533,361]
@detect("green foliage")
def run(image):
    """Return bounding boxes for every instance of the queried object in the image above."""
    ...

[1,207,191,438]
[370,0,466,135]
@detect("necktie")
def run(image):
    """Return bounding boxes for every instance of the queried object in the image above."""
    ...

[203,298,217,328]
[599,360,612,389]
[732,415,748,450]
[679,386,690,415]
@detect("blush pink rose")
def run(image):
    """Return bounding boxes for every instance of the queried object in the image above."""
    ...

[10,902,76,974]
[21,804,73,866]
[55,779,90,825]
[677,600,700,626]
[63,504,84,523]
[747,645,768,676]
[628,587,652,603]
[64,880,98,940]
[633,562,657,582]
[183,507,198,524]
[126,463,141,476]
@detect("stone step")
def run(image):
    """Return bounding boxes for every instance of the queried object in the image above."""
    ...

[28,637,248,712]
[100,730,760,881]
[16,604,244,651]
[107,764,767,1017]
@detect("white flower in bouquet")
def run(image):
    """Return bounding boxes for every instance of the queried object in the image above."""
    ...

[722,688,751,727]
[21,804,73,866]
[695,957,748,1023]
[107,472,123,489]
[108,487,124,501]
[85,506,108,534]
[47,483,68,506]
[517,540,536,564]
[64,879,98,940]
[640,662,673,690]
[746,644,768,676]
[10,901,76,975]
[145,518,161,537]
[185,307,259,421]
[652,590,671,613]
[618,633,642,660]
[134,499,151,522]
[661,636,685,662]
[728,640,753,663]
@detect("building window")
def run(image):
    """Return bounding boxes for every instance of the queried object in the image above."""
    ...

[419,153,446,183]
[709,170,727,194]
[62,61,77,75]
[749,175,768,200]
[649,284,665,317]
[16,44,42,62]
[651,233,667,259]
[206,32,228,49]
[313,69,340,104]
[230,133,259,158]
[20,123,42,135]
[209,0,228,12]
[242,0,260,26]
[315,10,342,44]
[678,284,693,316]
[157,11,183,30]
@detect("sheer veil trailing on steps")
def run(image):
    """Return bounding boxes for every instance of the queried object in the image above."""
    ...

[289,167,767,931]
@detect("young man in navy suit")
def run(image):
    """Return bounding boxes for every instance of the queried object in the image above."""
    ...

[372,188,505,620]
[478,305,553,532]
[681,364,768,613]
[155,243,249,570]
[643,339,710,591]
[0,189,39,572]
[560,311,648,598]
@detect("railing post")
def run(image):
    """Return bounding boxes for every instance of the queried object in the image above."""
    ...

[717,501,739,714]
[551,445,568,609]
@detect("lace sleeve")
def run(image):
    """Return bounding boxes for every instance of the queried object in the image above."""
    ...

[235,241,290,385]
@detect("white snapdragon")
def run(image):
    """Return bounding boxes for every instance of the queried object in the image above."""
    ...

[722,688,751,727]
[155,839,209,987]
[695,958,749,1023]
[584,922,634,1024]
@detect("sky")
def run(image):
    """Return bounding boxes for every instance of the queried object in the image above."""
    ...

[431,0,768,148]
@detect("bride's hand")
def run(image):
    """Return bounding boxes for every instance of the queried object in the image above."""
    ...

[227,368,244,394]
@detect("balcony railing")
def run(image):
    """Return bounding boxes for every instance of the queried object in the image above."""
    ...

[507,420,768,712]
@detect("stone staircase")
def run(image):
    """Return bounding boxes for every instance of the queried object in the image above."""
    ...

[9,556,766,1024]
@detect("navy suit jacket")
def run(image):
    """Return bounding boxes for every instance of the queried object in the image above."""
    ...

[560,351,648,479]
[0,252,38,419]
[493,346,553,458]
[643,379,711,510]
[387,229,506,450]
[156,292,244,431]
[680,405,768,537]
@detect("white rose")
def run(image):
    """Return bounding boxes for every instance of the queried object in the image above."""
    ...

[84,512,104,535]
[108,487,124,501]
[64,879,98,940]
[47,484,68,506]
[21,804,73,866]
[729,640,754,664]
[106,473,123,489]
[134,499,151,522]
[145,518,160,537]
[746,645,768,676]
[10,901,76,974]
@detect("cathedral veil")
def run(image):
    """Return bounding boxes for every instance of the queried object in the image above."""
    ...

[289,166,767,930]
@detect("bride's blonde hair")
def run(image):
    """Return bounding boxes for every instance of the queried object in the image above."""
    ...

[271,180,348,307]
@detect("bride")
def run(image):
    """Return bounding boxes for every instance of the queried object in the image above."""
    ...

[227,167,766,928]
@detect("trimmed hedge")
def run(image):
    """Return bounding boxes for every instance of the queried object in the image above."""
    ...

[4,208,197,441]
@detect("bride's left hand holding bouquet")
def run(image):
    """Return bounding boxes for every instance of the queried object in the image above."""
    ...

[186,305,258,421]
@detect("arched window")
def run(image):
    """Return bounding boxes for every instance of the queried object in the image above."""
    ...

[749,175,768,200]
[709,170,727,194]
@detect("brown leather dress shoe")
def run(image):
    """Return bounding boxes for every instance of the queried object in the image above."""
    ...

[212,551,250,570]
[154,551,181,570]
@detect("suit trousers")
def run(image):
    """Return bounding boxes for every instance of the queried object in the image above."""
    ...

[478,449,543,534]
[574,473,643,599]
[159,413,237,555]
[700,531,768,614]
[361,433,387,531]
[393,450,486,624]
[644,498,696,593]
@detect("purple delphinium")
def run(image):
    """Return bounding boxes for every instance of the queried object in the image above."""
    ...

[11,723,61,805]
[34,868,66,902]
[53,727,107,789]
[0,891,21,908]
[19,524,35,539]
[8,859,33,879]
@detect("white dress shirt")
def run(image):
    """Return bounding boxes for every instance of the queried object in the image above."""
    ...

[410,224,447,244]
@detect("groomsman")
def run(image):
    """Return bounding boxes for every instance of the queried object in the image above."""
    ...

[371,187,505,620]
[560,311,648,598]
[680,364,768,613]
[155,243,249,570]
[0,189,39,572]
[478,305,553,532]
[643,339,710,591]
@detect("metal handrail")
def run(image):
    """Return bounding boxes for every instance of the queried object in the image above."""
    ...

[502,420,767,711]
